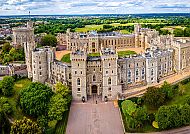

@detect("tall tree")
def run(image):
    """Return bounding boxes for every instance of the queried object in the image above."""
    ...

[20,82,53,117]
[41,34,57,47]
[48,94,68,121]
[143,87,166,108]
[0,76,14,96]
[55,82,72,103]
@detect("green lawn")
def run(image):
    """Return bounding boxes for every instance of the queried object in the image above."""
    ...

[118,50,137,58]
[166,81,190,106]
[9,78,32,120]
[75,22,166,33]
[61,53,71,63]
[75,25,103,32]
[88,53,100,57]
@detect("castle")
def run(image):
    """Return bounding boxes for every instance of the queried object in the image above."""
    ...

[12,21,190,101]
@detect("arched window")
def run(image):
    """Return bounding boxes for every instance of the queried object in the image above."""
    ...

[93,75,96,81]
[108,77,111,85]
[77,78,80,85]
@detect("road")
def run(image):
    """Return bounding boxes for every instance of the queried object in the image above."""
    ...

[66,101,124,134]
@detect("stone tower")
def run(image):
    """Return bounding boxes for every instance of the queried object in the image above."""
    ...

[71,50,87,101]
[32,47,55,84]
[134,24,141,48]
[101,48,122,101]
[12,21,35,48]
[24,41,36,78]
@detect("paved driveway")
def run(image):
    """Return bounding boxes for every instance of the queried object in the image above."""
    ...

[66,101,124,134]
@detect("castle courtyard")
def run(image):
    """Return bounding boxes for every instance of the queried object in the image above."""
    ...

[66,101,124,134]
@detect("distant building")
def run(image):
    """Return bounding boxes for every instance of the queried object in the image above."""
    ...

[10,21,190,101]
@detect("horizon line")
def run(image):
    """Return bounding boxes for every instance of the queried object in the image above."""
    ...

[0,12,190,17]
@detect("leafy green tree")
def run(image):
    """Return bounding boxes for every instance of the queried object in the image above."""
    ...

[37,115,49,130]
[0,76,14,96]
[184,28,190,37]
[156,105,182,130]
[48,94,68,121]
[134,106,148,123]
[143,87,166,108]
[20,82,53,117]
[2,43,12,53]
[0,110,10,134]
[41,34,57,47]
[55,82,72,103]
[160,81,174,99]
[173,28,184,37]
[180,104,190,125]
[11,117,42,134]
[0,97,12,114]
[121,100,137,116]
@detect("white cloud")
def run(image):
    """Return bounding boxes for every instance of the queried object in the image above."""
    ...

[0,0,190,15]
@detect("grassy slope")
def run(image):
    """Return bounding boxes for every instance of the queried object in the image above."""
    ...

[9,78,32,120]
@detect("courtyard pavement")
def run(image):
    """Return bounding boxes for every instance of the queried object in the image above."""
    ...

[66,99,124,134]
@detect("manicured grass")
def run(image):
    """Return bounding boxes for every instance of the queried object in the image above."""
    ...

[75,25,103,32]
[55,110,69,134]
[88,53,100,57]
[61,53,71,63]
[75,22,166,33]
[118,50,137,58]
[120,30,131,34]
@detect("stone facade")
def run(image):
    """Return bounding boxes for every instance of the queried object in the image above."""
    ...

[14,21,190,101]
[12,21,35,48]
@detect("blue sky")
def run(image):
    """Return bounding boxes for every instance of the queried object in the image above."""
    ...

[0,0,190,15]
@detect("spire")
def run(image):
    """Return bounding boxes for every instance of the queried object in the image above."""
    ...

[29,11,31,21]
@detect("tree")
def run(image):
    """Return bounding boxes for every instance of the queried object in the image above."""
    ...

[184,28,190,37]
[134,106,148,123]
[121,100,137,116]
[55,82,72,103]
[160,81,174,99]
[48,94,68,121]
[180,104,190,125]
[20,82,53,117]
[173,28,184,37]
[0,97,12,114]
[2,43,12,53]
[41,34,57,47]
[0,76,14,96]
[156,105,182,130]
[0,97,12,134]
[11,117,42,134]
[143,87,166,108]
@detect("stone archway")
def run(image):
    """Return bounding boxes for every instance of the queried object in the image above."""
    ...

[92,85,98,94]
